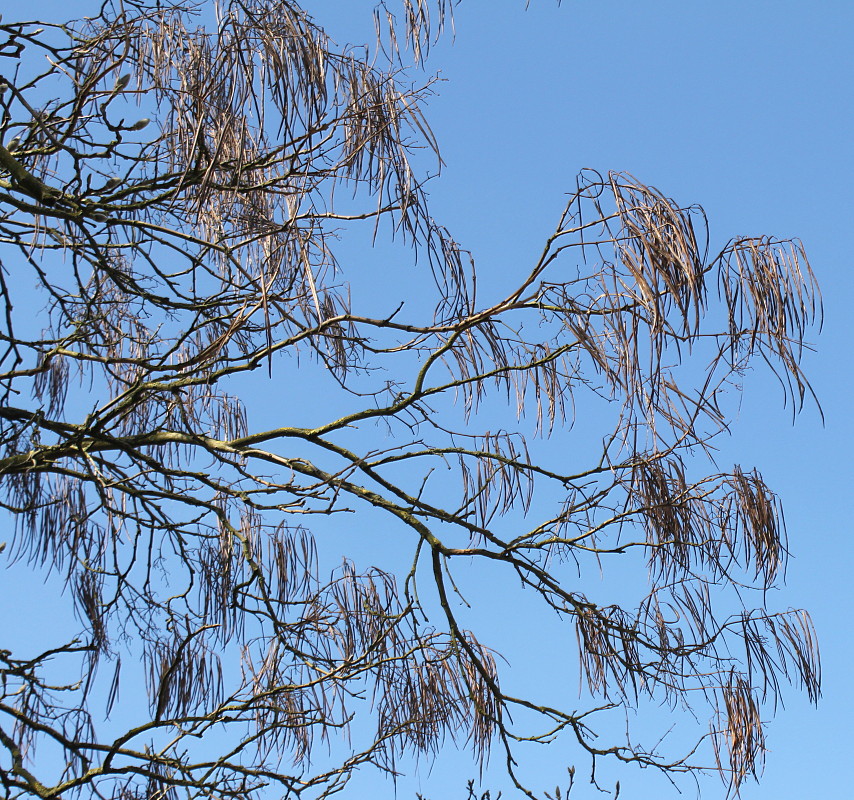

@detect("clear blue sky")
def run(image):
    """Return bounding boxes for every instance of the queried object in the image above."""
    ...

[310,2,854,797]
[406,3,853,798]
[7,1,853,798]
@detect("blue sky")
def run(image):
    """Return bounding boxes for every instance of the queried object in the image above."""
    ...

[405,3,852,797]
[5,1,852,798]
[328,2,853,796]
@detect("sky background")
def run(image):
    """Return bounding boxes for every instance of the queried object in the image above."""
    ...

[329,2,854,797]
[414,3,853,797]
[6,1,853,798]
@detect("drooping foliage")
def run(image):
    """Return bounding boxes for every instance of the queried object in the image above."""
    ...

[0,2,820,799]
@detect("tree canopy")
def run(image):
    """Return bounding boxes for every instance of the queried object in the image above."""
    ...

[0,2,821,799]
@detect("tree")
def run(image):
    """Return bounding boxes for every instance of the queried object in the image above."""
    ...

[0,2,821,799]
